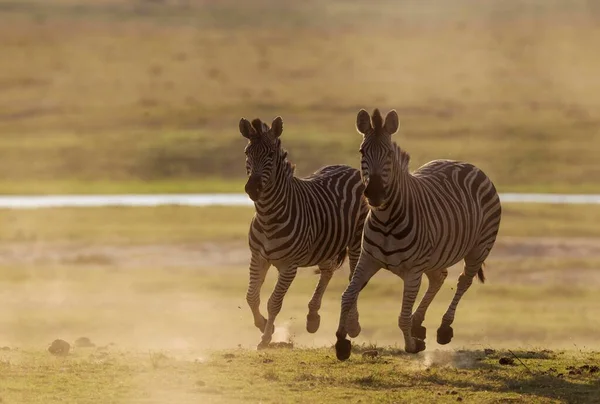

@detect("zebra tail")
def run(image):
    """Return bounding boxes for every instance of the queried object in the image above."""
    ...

[477,262,486,284]
[312,249,347,274]
[334,248,347,270]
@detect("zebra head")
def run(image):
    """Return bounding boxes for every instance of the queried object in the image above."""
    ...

[239,116,284,202]
[355,108,399,208]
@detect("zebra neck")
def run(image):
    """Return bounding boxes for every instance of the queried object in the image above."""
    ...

[254,165,294,218]
[372,164,412,221]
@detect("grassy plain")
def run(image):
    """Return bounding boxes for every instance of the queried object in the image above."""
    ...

[1,348,600,403]
[0,203,599,402]
[1,0,600,194]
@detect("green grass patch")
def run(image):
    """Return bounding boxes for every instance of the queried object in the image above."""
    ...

[192,348,600,404]
[0,179,247,195]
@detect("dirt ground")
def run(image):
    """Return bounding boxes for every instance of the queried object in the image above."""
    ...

[1,236,599,353]
[1,236,599,284]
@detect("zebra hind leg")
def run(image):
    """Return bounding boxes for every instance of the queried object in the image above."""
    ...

[257,265,298,350]
[437,256,486,345]
[411,268,448,340]
[306,264,335,333]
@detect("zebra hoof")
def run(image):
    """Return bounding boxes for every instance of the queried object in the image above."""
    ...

[257,337,272,350]
[306,313,321,333]
[411,320,427,340]
[437,325,454,345]
[347,322,361,338]
[406,338,426,354]
[335,339,352,361]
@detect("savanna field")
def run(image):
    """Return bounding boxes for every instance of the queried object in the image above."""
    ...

[1,0,600,403]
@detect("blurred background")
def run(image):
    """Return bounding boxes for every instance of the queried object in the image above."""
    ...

[1,0,600,391]
[2,0,600,193]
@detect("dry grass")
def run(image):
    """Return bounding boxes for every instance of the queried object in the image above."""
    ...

[1,203,599,245]
[0,0,599,193]
[1,347,599,403]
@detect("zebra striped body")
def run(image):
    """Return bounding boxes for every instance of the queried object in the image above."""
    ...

[363,157,500,275]
[250,164,366,268]
[335,109,501,360]
[240,117,368,349]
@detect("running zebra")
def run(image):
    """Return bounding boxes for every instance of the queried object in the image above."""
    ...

[239,116,368,349]
[335,109,502,360]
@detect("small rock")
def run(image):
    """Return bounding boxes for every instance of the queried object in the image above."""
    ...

[450,390,458,395]
[48,339,70,356]
[263,358,273,363]
[499,357,515,366]
[589,365,599,374]
[457,398,463,402]
[362,350,378,359]
[74,337,95,348]
[569,369,582,375]
[484,348,496,355]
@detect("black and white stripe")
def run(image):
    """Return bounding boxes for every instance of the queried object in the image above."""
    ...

[335,108,502,360]
[239,116,368,349]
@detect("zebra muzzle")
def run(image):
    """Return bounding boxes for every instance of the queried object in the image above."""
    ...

[245,176,263,201]
[364,175,385,207]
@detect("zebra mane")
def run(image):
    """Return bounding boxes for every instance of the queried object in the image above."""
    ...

[392,142,411,173]
[371,109,384,136]
[279,148,296,178]
[251,118,264,134]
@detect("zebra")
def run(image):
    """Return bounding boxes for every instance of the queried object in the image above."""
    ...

[335,108,502,360]
[239,116,369,349]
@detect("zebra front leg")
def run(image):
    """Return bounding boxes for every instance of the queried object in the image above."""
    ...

[335,254,380,361]
[257,265,298,349]
[437,263,480,345]
[399,271,426,354]
[411,268,448,340]
[346,244,362,338]
[306,267,334,333]
[246,253,271,333]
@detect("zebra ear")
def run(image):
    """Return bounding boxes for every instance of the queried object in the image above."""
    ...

[383,110,399,135]
[356,109,372,135]
[271,116,283,139]
[239,118,255,139]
